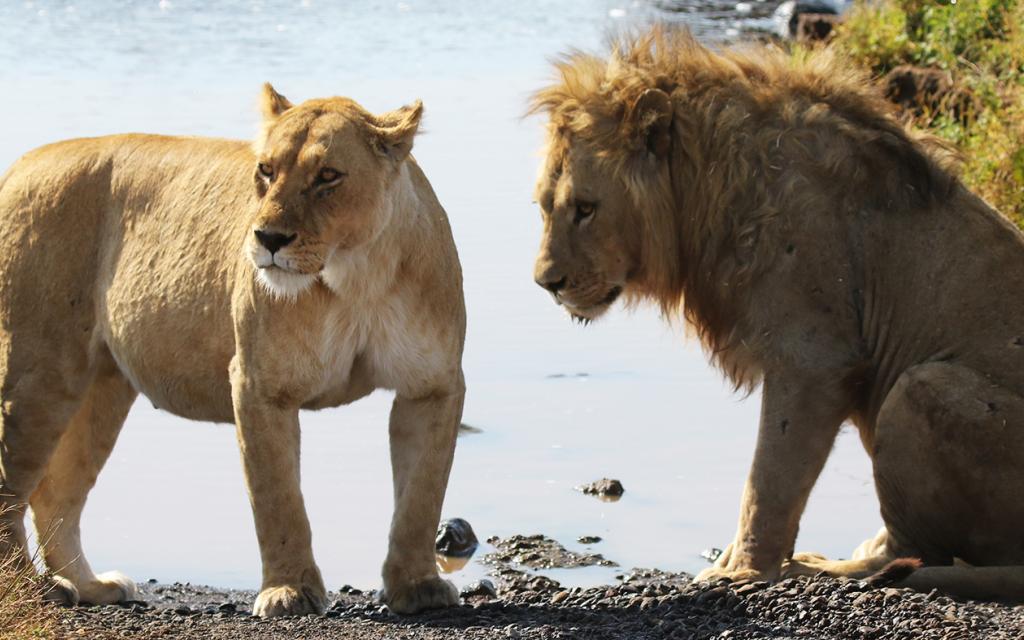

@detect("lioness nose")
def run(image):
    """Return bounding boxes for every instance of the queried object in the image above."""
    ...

[535,275,567,294]
[254,229,296,254]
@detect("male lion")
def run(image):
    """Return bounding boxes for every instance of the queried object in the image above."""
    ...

[0,84,465,617]
[530,28,1024,599]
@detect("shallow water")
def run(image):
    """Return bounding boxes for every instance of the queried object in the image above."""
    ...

[0,1,879,591]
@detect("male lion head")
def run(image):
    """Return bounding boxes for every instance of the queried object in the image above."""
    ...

[248,83,422,299]
[531,81,676,323]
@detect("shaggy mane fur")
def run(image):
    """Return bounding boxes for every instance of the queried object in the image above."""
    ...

[530,27,961,384]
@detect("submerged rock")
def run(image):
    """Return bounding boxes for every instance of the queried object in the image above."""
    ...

[575,478,625,499]
[435,517,479,558]
[483,534,618,569]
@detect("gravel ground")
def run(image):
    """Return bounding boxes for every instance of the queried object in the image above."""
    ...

[56,565,1024,639]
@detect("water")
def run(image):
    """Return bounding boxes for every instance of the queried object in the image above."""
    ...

[0,1,879,592]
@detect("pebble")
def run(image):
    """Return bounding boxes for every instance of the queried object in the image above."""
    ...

[461,580,498,599]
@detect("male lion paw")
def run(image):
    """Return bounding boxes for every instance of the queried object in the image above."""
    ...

[253,584,327,618]
[381,576,459,615]
[781,552,831,579]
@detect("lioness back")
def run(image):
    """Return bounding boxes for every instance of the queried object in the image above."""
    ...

[0,135,258,420]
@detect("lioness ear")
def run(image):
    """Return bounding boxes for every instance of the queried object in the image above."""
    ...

[260,83,293,121]
[372,100,423,163]
[635,88,673,159]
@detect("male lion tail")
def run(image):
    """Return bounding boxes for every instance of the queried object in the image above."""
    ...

[868,559,1024,601]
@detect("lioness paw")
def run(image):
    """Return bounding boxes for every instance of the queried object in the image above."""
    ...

[41,576,80,607]
[695,565,773,585]
[382,576,458,615]
[78,571,140,605]
[253,584,327,618]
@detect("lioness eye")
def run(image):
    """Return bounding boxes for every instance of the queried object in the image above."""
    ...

[574,201,597,225]
[316,167,343,184]
[257,163,274,180]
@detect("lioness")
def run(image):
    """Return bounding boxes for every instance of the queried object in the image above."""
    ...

[530,28,1024,599]
[0,84,465,616]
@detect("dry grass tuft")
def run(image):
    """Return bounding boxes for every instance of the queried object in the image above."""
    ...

[0,508,57,640]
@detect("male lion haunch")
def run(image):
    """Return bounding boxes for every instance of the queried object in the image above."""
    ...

[0,84,466,617]
[531,29,1024,600]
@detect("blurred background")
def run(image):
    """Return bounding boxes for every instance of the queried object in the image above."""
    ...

[0,1,880,591]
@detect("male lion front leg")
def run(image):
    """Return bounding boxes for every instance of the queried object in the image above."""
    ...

[697,374,848,583]
[380,383,464,614]
[232,388,326,618]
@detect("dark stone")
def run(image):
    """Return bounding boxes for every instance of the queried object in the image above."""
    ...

[796,12,841,41]
[882,65,978,123]
[461,579,498,599]
[577,535,603,544]
[575,478,625,498]
[436,517,479,558]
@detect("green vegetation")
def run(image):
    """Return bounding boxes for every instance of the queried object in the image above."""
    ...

[835,0,1024,224]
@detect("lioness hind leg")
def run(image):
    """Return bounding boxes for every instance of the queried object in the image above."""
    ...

[30,361,138,605]
[0,356,94,604]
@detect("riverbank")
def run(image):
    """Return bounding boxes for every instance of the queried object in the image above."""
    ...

[54,566,1024,640]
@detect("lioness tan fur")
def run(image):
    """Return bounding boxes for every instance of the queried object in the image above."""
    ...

[0,84,466,616]
[531,28,1024,600]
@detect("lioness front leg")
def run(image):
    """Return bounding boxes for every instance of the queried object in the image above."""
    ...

[697,374,848,583]
[232,388,326,617]
[380,382,464,614]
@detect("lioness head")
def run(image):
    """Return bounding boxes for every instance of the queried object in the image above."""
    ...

[248,83,422,299]
[532,84,675,322]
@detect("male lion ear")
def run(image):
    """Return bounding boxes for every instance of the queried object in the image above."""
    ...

[635,88,673,159]
[260,83,293,121]
[372,100,424,163]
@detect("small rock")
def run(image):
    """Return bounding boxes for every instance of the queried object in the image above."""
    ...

[460,579,498,599]
[575,478,625,498]
[435,517,479,558]
[735,582,766,596]
[852,592,873,607]
[577,535,602,544]
[217,602,237,613]
[700,547,723,563]
[550,591,569,605]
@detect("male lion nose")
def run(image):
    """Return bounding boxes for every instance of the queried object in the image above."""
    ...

[536,275,567,294]
[254,229,296,254]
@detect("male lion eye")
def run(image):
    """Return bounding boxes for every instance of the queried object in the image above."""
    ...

[574,201,597,225]
[316,167,343,185]
[257,163,274,180]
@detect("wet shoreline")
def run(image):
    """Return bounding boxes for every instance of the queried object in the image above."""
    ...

[57,545,1024,640]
